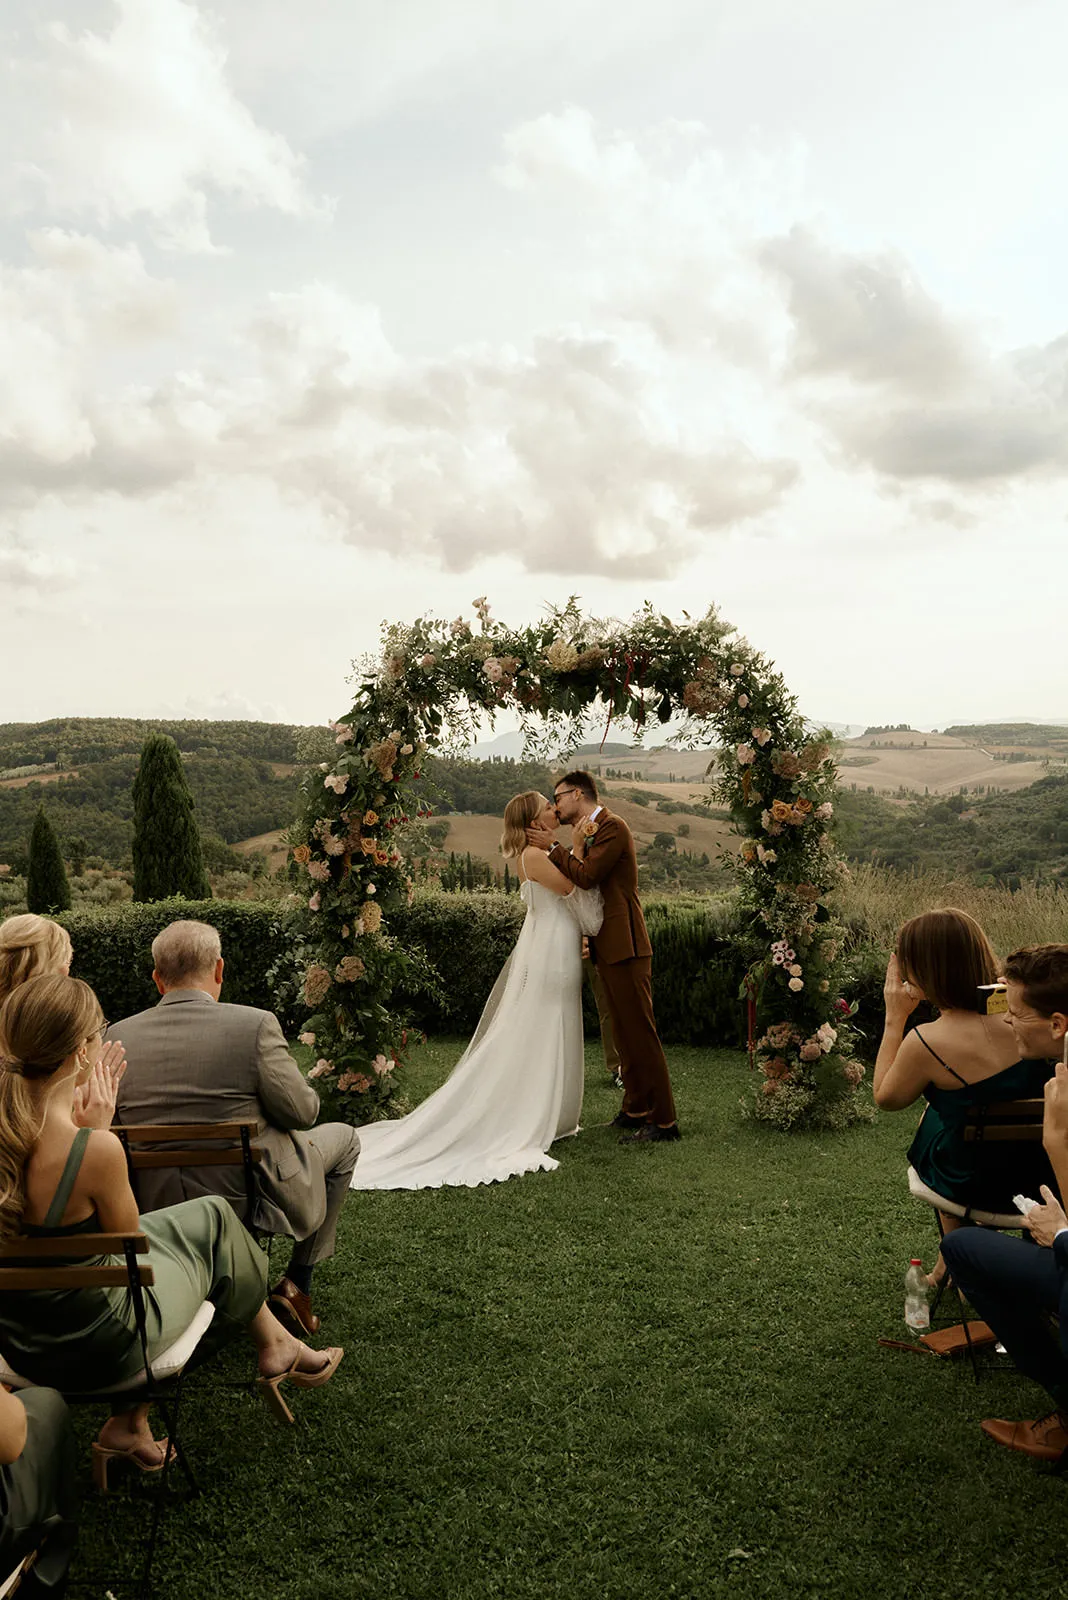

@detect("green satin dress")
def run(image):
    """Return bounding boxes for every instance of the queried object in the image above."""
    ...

[0,1128,268,1393]
[907,1031,1055,1210]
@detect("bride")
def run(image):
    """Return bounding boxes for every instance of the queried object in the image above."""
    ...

[350,791,603,1190]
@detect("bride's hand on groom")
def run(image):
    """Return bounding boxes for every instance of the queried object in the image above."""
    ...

[525,824,556,850]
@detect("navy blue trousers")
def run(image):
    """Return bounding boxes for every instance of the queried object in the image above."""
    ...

[942,1228,1068,1407]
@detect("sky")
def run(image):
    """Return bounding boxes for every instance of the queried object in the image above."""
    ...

[2,0,1067,733]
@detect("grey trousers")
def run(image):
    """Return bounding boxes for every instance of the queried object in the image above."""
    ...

[0,1388,78,1595]
[289,1123,361,1268]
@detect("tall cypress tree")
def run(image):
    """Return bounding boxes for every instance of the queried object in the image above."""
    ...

[132,733,211,902]
[26,807,71,914]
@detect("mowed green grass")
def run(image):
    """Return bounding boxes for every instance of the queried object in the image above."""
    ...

[71,1043,1068,1599]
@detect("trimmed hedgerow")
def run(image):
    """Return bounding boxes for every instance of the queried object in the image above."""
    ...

[58,891,754,1053]
[58,899,303,1030]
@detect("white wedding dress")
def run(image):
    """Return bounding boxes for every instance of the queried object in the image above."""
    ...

[351,866,602,1190]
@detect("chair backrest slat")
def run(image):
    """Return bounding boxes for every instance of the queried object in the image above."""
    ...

[128,1148,263,1170]
[115,1122,260,1142]
[0,1233,149,1258]
[0,1265,157,1290]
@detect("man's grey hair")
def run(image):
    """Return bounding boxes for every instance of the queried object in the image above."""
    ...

[152,920,222,984]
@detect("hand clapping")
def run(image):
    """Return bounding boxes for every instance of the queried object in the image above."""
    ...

[1043,1059,1068,1150]
[1024,1184,1068,1248]
[72,1040,127,1131]
[884,953,923,1023]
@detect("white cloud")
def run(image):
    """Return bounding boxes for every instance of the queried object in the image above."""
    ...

[5,0,331,251]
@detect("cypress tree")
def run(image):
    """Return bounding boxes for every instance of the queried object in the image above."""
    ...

[26,807,71,914]
[132,733,211,902]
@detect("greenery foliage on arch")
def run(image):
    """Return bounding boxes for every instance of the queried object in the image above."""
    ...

[292,599,866,1131]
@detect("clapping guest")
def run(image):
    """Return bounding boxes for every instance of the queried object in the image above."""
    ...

[0,975,343,1484]
[874,909,1055,1284]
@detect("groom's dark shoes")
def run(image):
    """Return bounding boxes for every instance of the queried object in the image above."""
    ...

[269,1276,321,1336]
[608,1111,646,1131]
[621,1123,682,1144]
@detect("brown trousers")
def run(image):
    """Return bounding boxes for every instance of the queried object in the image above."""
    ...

[594,955,677,1127]
[586,958,620,1077]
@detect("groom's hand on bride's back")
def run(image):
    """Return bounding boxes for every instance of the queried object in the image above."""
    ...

[525,824,556,850]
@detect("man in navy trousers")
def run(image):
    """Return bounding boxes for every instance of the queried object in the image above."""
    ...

[943,944,1068,1461]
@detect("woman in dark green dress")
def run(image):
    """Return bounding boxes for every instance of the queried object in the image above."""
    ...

[0,975,343,1482]
[873,908,1054,1284]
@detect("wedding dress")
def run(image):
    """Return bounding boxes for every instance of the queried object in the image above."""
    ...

[351,867,602,1190]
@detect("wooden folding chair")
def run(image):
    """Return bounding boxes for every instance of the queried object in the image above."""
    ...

[0,1230,215,1600]
[907,1097,1054,1378]
[111,1122,263,1222]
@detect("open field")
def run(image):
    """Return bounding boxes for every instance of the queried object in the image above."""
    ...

[69,1040,1068,1600]
[0,769,75,789]
[837,734,1053,796]
[232,829,289,871]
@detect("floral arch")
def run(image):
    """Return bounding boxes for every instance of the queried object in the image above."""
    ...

[292,600,866,1131]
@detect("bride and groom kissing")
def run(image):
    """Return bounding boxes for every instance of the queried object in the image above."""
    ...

[351,770,680,1192]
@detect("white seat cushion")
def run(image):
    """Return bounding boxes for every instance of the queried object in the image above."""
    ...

[907,1165,1024,1230]
[0,1301,216,1397]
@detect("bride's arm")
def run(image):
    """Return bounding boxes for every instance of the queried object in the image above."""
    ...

[522,847,577,898]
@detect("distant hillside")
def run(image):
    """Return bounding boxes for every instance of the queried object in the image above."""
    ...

[940,723,1068,753]
[0,718,309,771]
[834,773,1068,885]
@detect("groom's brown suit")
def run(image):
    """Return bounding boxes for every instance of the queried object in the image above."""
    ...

[548,810,677,1127]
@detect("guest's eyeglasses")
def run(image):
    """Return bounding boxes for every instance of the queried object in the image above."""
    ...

[95,1020,110,1042]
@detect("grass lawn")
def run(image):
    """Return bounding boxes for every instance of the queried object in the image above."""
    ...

[71,1042,1068,1599]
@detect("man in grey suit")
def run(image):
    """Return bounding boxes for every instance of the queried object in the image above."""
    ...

[111,920,360,1337]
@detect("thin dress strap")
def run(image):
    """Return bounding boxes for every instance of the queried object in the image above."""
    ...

[913,1027,969,1087]
[43,1127,92,1228]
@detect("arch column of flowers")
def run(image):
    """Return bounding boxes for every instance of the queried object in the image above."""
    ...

[291,599,865,1131]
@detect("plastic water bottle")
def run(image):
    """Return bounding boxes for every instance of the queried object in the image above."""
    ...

[904,1259,930,1332]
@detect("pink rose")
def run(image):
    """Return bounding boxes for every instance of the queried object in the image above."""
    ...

[324,774,349,794]
[298,1032,316,1047]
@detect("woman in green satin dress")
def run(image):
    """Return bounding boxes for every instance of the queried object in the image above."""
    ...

[873,908,1054,1285]
[0,974,343,1475]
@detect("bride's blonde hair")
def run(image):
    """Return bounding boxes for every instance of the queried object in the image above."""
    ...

[500,792,546,859]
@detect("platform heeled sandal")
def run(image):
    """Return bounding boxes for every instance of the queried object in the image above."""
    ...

[256,1346,344,1424]
[91,1436,174,1492]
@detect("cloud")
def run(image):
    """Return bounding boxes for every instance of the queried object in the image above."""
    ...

[0,545,78,590]
[5,0,331,251]
[760,226,1068,486]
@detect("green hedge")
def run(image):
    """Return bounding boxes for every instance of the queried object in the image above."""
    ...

[59,899,302,1029]
[57,892,770,1051]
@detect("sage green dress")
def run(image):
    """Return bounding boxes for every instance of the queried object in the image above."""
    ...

[0,1128,268,1393]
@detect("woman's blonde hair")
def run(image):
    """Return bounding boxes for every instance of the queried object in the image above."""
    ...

[895,908,999,1012]
[0,974,102,1244]
[0,915,72,1007]
[500,792,546,859]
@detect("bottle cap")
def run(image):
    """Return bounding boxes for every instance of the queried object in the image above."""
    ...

[909,1258,922,1265]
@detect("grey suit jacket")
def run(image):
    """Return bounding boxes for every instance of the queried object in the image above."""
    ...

[111,989,326,1240]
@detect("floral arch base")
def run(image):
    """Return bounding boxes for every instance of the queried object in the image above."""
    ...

[292,601,867,1132]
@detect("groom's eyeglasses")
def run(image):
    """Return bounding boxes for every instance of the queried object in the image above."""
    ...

[553,788,579,802]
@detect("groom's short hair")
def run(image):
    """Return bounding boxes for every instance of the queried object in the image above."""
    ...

[558,770,598,802]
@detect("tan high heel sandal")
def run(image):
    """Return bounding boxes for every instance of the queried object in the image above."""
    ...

[256,1346,344,1424]
[91,1436,174,1493]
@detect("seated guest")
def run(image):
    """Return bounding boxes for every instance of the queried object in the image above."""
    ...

[0,916,72,1003]
[0,1384,78,1598]
[874,909,1055,1283]
[0,975,343,1474]
[943,946,1068,1461]
[111,921,360,1336]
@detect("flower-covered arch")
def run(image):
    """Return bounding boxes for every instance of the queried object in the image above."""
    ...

[292,600,865,1131]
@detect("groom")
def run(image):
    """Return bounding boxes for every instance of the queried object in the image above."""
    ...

[527,770,680,1143]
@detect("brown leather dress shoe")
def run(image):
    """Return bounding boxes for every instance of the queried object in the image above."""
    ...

[980,1410,1068,1461]
[269,1278,321,1336]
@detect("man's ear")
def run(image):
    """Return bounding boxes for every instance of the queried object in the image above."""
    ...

[1052,1012,1068,1045]
[215,956,225,987]
[152,968,166,997]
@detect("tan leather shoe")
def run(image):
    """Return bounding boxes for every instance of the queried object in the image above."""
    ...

[980,1410,1068,1461]
[268,1277,321,1336]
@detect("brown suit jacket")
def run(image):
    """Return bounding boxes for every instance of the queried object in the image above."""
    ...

[548,808,652,965]
[111,989,327,1241]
